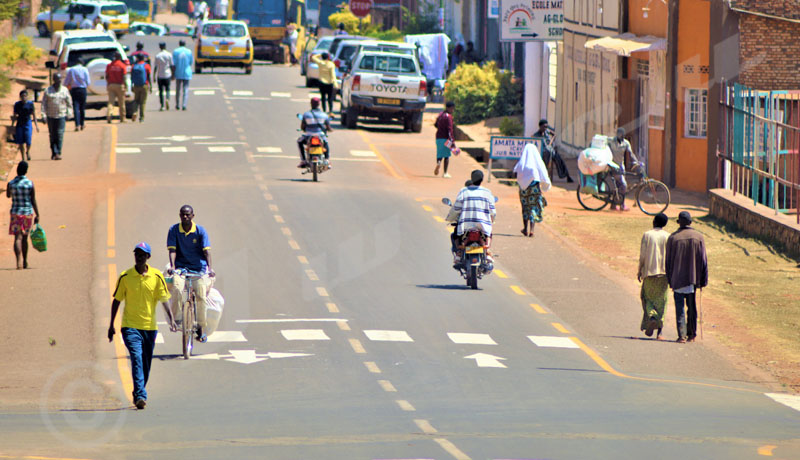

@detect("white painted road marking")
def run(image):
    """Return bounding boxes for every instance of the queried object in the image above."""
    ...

[232,90,253,96]
[155,334,165,344]
[350,150,377,157]
[236,318,347,323]
[464,353,507,368]
[528,335,580,348]
[252,154,380,162]
[765,393,800,413]
[271,91,291,98]
[193,90,215,95]
[206,331,247,342]
[281,329,330,341]
[161,146,188,153]
[208,146,235,153]
[257,146,283,153]
[224,96,272,101]
[116,147,141,154]
[448,333,497,345]
[364,330,414,342]
[188,350,313,363]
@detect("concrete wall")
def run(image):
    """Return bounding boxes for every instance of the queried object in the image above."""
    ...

[709,189,800,258]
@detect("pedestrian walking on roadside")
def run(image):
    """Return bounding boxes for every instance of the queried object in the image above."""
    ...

[108,242,173,410]
[64,57,91,131]
[129,41,151,65]
[173,40,193,111]
[12,90,39,161]
[512,142,550,237]
[63,13,78,30]
[607,127,639,211]
[131,54,151,123]
[638,212,670,339]
[41,73,72,160]
[153,42,173,111]
[5,161,39,270]
[665,211,708,343]
[187,0,195,24]
[79,13,93,29]
[311,52,336,114]
[434,101,456,178]
[105,51,128,123]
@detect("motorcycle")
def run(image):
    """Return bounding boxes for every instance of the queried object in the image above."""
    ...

[297,114,330,182]
[442,197,495,290]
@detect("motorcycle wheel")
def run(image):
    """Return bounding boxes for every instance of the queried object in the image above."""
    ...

[468,265,478,290]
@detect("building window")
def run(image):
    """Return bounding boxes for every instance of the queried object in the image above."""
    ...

[548,43,558,100]
[637,59,649,78]
[685,88,707,138]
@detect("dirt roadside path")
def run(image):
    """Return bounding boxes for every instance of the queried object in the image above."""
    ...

[372,107,787,392]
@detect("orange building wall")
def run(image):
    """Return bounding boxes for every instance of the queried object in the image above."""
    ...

[675,0,710,192]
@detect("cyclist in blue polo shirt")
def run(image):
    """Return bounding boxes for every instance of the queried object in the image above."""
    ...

[166,204,215,341]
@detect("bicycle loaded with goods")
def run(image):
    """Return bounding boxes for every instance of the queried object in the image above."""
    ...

[576,135,670,215]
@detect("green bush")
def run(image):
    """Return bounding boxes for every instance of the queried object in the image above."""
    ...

[366,27,403,41]
[444,61,524,125]
[0,35,43,68]
[499,117,523,136]
[495,70,523,117]
[0,71,10,97]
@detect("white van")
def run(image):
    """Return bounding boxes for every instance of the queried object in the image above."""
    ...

[36,1,130,38]
[48,29,117,65]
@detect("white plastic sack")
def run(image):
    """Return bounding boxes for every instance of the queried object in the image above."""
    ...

[205,288,225,335]
[578,135,613,176]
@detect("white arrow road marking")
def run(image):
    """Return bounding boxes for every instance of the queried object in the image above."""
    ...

[271,91,291,98]
[281,329,330,340]
[228,349,266,364]
[765,393,800,413]
[232,90,253,96]
[465,353,507,368]
[528,335,580,348]
[448,333,497,345]
[206,330,247,342]
[161,146,188,153]
[116,147,141,154]
[364,330,414,342]
[155,334,164,344]
[264,352,313,359]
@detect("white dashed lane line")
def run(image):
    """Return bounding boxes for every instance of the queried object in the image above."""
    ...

[447,333,497,345]
[193,90,215,95]
[364,330,414,342]
[271,91,291,98]
[208,146,235,153]
[528,335,580,348]
[232,90,253,96]
[161,146,188,153]
[281,329,331,341]
[116,147,141,154]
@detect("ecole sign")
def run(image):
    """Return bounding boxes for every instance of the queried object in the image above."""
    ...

[350,0,373,18]
[500,0,563,42]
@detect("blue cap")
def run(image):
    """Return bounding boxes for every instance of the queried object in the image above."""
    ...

[134,242,151,254]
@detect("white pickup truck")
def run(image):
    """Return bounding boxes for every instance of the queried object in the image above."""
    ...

[340,51,427,133]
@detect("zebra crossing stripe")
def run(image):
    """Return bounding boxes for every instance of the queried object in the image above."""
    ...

[364,330,414,342]
[116,147,141,154]
[162,146,188,153]
[527,335,580,348]
[208,146,235,153]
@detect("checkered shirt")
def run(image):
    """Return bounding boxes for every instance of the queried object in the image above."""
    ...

[41,85,73,119]
[8,175,34,215]
[451,186,496,236]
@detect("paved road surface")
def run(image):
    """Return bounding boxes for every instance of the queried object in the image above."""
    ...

[2,33,799,460]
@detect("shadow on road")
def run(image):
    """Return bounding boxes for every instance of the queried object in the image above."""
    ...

[154,354,186,360]
[59,406,132,412]
[415,283,473,290]
[605,335,667,342]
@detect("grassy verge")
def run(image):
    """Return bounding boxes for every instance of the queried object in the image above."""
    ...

[546,208,800,391]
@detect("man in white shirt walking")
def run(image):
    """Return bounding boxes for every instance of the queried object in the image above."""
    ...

[41,73,73,160]
[152,42,174,111]
[637,212,670,339]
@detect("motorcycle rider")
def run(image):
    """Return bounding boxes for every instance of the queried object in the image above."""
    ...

[446,170,496,265]
[297,97,332,168]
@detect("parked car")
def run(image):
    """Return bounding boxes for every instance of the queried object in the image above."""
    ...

[340,51,427,132]
[36,0,130,38]
[305,35,367,87]
[336,40,419,89]
[300,35,329,77]
[47,29,117,66]
[195,20,254,74]
[130,22,167,36]
[46,41,135,118]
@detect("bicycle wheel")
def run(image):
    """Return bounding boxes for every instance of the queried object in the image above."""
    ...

[182,298,194,359]
[636,179,671,215]
[577,174,615,211]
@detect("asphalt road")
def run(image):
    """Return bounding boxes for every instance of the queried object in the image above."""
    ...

[2,32,799,460]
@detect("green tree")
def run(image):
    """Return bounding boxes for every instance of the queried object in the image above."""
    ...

[0,0,20,21]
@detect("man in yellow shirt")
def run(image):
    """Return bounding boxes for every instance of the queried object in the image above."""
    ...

[108,242,173,409]
[311,52,337,114]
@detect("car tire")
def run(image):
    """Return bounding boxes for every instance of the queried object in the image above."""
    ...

[410,111,423,133]
[340,104,347,125]
[37,22,49,37]
[245,64,253,75]
[345,106,358,129]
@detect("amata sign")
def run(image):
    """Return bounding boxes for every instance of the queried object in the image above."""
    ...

[350,0,373,18]
[499,0,563,42]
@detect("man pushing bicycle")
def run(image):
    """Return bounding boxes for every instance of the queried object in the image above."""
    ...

[166,205,215,342]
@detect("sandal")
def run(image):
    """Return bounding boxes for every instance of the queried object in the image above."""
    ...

[520,229,528,236]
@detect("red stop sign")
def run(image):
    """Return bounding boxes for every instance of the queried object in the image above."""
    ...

[350,0,373,18]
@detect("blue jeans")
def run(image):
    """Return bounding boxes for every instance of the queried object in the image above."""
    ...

[175,79,190,109]
[673,292,698,339]
[121,327,158,402]
[70,87,87,128]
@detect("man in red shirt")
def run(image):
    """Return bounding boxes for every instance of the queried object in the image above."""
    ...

[105,51,128,123]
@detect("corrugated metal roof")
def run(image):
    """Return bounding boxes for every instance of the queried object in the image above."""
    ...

[728,0,800,21]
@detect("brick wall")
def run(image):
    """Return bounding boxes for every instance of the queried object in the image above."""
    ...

[738,14,800,90]
[730,0,800,20]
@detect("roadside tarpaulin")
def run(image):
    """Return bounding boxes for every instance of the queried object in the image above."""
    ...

[584,33,666,57]
[404,33,451,81]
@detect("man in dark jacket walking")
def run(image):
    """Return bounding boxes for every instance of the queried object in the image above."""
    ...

[665,211,708,343]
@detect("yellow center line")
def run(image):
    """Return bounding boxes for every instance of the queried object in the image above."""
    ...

[259,183,269,192]
[263,193,273,201]
[357,130,401,179]
[349,338,366,354]
[551,322,570,334]
[422,205,433,212]
[433,215,445,223]
[107,189,115,248]
[378,380,397,392]
[268,204,279,212]
[363,361,381,373]
[569,337,762,393]
[530,303,548,314]
[0,455,95,460]
[316,287,329,297]
[434,438,472,460]
[274,215,285,223]
[108,124,117,174]
[396,399,416,411]
[281,227,292,236]
[494,269,508,278]
[107,263,133,398]
[107,249,115,258]
[305,269,318,281]
[413,419,437,434]
[288,239,300,250]
[337,320,350,331]
[758,445,777,456]
[326,302,339,313]
[510,285,526,295]
[297,255,309,264]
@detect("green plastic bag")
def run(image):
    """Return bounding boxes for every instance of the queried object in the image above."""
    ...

[31,224,47,252]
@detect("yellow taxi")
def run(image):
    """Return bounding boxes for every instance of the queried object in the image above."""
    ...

[195,20,254,74]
